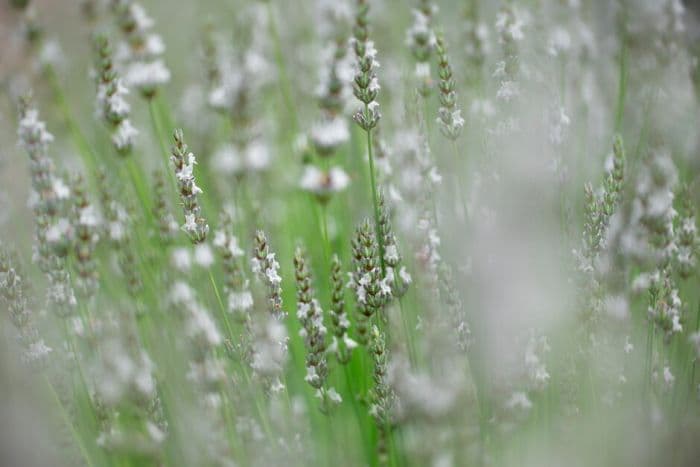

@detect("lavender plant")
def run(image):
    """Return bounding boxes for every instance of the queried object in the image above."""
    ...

[3,2,700,466]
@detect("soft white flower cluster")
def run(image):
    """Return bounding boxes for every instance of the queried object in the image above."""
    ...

[17,106,53,158]
[351,0,381,131]
[304,7,354,202]
[251,231,284,319]
[464,3,490,79]
[315,44,354,117]
[494,5,526,44]
[349,220,392,345]
[315,0,352,39]
[368,325,395,428]
[170,281,222,349]
[417,214,441,286]
[111,0,170,96]
[92,337,157,406]
[299,293,338,402]
[208,56,268,114]
[18,101,77,316]
[492,5,527,120]
[250,231,288,389]
[94,35,138,153]
[213,221,253,320]
[388,353,462,420]
[170,244,215,271]
[525,332,551,391]
[675,189,698,280]
[643,270,683,337]
[299,164,350,201]
[626,149,678,263]
[104,199,130,244]
[328,255,357,364]
[504,333,550,414]
[91,334,166,455]
[314,0,354,120]
[310,116,350,156]
[435,34,464,141]
[207,4,271,114]
[211,141,271,177]
[72,176,101,297]
[548,105,571,147]
[406,1,437,94]
[677,214,698,277]
[206,6,273,179]
[171,129,208,243]
[294,248,341,409]
[0,252,53,366]
[250,316,288,390]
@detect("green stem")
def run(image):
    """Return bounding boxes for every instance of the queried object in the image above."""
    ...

[689,302,700,393]
[320,203,332,265]
[155,93,175,133]
[267,2,298,133]
[644,324,654,399]
[45,66,100,187]
[123,158,152,219]
[208,269,235,344]
[614,36,627,133]
[44,376,95,467]
[396,295,416,367]
[148,99,172,177]
[451,141,470,221]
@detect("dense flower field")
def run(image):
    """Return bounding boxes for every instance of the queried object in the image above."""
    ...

[1,1,700,466]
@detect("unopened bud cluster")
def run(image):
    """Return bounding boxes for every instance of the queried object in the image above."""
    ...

[351,0,381,131]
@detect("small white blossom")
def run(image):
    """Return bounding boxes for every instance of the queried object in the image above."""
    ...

[506,391,532,410]
[112,119,138,152]
[300,165,350,197]
[194,243,215,267]
[310,117,350,155]
[125,60,171,93]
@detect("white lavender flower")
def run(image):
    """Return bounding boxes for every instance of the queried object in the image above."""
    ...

[18,99,77,316]
[92,337,157,406]
[435,33,464,140]
[328,255,356,364]
[623,148,677,269]
[123,60,171,95]
[350,219,392,344]
[170,281,222,347]
[94,34,138,154]
[0,249,52,366]
[294,248,340,409]
[647,269,683,337]
[110,0,171,96]
[368,325,395,465]
[351,0,381,131]
[525,332,551,391]
[211,141,271,176]
[495,5,526,44]
[71,174,100,298]
[675,185,698,279]
[250,316,288,383]
[310,116,350,156]
[252,231,285,320]
[300,165,350,201]
[406,1,437,95]
[214,215,253,322]
[171,129,208,243]
[248,231,288,384]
